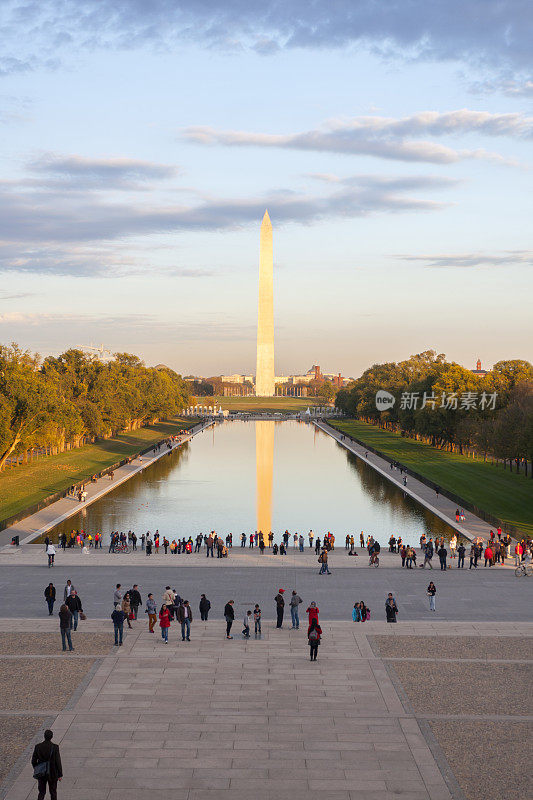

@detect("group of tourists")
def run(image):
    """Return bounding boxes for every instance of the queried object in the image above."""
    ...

[45,579,85,651]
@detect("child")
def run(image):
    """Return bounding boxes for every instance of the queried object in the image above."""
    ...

[253,604,262,636]
[352,602,362,622]
[242,610,252,638]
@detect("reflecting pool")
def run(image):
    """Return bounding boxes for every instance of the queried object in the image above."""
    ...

[46,420,457,544]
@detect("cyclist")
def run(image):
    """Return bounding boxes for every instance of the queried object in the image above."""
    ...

[369,540,381,566]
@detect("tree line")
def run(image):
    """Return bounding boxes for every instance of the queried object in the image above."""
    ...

[335,351,533,476]
[0,344,190,471]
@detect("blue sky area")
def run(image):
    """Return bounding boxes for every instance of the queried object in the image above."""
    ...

[0,1,531,376]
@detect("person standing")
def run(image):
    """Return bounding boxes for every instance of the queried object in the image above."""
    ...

[59,604,73,652]
[206,533,215,558]
[44,583,56,616]
[253,604,262,636]
[484,545,493,567]
[63,580,74,602]
[159,604,171,643]
[46,543,56,568]
[224,600,235,639]
[177,599,192,641]
[385,593,398,623]
[31,729,62,800]
[306,601,319,627]
[290,590,302,630]
[113,584,123,608]
[199,594,211,621]
[111,605,125,646]
[275,589,285,628]
[437,544,448,570]
[65,590,83,631]
[129,585,142,619]
[449,535,457,559]
[427,582,436,612]
[122,593,133,630]
[318,548,331,574]
[145,593,157,632]
[352,602,362,622]
[308,618,322,661]
[457,542,466,568]
[422,540,434,569]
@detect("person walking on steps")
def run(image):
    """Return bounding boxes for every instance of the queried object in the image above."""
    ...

[111,604,125,646]
[44,583,56,616]
[275,589,285,628]
[59,604,73,652]
[146,593,157,633]
[199,594,211,621]
[31,729,62,800]
[224,600,235,639]
[177,599,192,641]
[385,593,398,623]
[159,604,171,643]
[427,582,437,611]
[308,618,322,661]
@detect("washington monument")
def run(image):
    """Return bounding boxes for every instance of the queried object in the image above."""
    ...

[255,210,275,396]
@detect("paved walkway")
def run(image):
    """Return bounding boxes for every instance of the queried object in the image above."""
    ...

[5,619,532,800]
[316,422,496,544]
[0,422,213,549]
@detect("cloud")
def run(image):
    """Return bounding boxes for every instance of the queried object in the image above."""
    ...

[27,154,178,190]
[0,311,255,342]
[0,290,35,300]
[397,250,533,268]
[0,0,530,77]
[468,76,533,97]
[0,169,454,276]
[183,111,531,165]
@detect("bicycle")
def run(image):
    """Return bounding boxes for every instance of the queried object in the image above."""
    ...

[369,553,380,568]
[514,562,532,577]
[114,542,131,554]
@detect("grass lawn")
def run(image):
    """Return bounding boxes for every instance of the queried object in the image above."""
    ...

[194,395,324,412]
[0,417,197,525]
[330,419,533,537]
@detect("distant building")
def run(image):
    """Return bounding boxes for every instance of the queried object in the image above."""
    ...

[471,359,489,377]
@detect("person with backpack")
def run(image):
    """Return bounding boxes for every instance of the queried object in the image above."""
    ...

[199,594,211,621]
[308,618,322,661]
[31,729,62,799]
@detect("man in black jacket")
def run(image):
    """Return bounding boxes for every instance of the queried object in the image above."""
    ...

[224,600,234,639]
[31,729,62,800]
[129,585,142,619]
[199,594,211,621]
[275,589,285,628]
[65,590,83,630]
[44,584,56,616]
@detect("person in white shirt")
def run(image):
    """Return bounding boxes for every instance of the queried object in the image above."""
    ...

[46,543,56,567]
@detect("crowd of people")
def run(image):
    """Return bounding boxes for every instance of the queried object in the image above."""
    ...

[45,575,449,662]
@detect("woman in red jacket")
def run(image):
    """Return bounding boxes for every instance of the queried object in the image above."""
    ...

[308,618,322,662]
[159,604,170,643]
[306,601,319,626]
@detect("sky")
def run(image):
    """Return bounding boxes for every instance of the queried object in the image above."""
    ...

[0,0,532,378]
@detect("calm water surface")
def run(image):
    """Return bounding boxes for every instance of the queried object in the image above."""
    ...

[48,421,456,544]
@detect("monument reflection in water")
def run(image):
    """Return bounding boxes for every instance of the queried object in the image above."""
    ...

[44,421,457,544]
[256,420,274,536]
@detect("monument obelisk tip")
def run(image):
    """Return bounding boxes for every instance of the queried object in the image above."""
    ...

[262,209,271,226]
